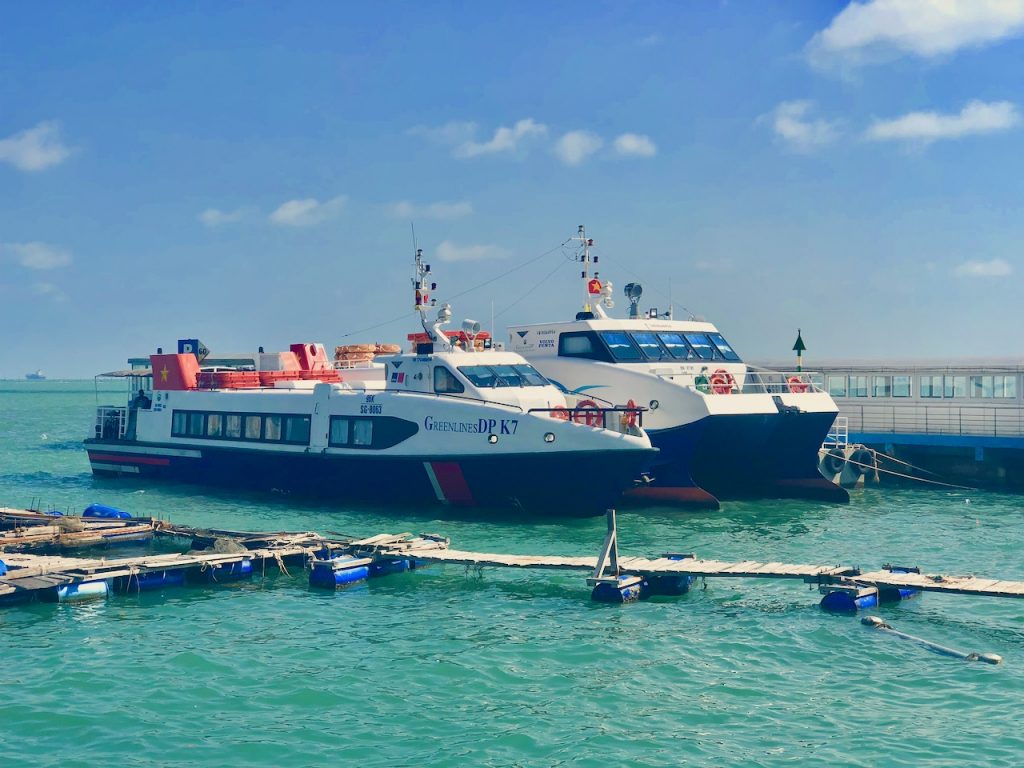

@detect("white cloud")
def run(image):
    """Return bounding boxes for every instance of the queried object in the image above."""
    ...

[198,207,247,227]
[390,200,473,220]
[954,258,1012,277]
[32,282,68,302]
[0,121,71,172]
[613,133,658,157]
[555,131,603,166]
[763,101,840,152]
[453,119,547,158]
[435,240,509,263]
[809,0,1024,66]
[2,241,73,270]
[269,195,348,227]
[866,100,1020,143]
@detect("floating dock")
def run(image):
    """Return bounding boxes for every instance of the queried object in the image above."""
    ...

[2,509,1023,609]
[0,507,158,550]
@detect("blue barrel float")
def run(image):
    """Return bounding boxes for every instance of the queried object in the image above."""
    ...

[40,580,111,603]
[820,566,921,612]
[83,503,132,519]
[188,559,253,584]
[591,574,645,603]
[309,555,371,589]
[114,569,186,593]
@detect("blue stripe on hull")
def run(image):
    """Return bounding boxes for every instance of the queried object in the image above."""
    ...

[86,441,655,518]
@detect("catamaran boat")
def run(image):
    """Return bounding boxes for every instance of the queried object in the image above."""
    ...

[85,251,655,517]
[508,227,848,508]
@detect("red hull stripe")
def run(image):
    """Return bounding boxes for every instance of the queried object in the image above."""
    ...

[429,461,475,505]
[89,453,171,467]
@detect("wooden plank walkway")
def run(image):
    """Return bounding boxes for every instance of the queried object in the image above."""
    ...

[0,507,157,550]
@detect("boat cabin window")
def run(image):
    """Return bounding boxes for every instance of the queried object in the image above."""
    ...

[631,332,670,360]
[457,364,549,388]
[893,376,912,397]
[558,331,613,362]
[683,333,717,361]
[353,420,373,446]
[657,333,697,360]
[708,333,741,361]
[171,410,312,445]
[434,366,465,394]
[599,331,644,361]
[328,415,419,449]
[872,376,891,397]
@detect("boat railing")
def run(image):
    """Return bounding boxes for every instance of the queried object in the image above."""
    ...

[841,403,1024,438]
[739,368,826,395]
[94,406,128,440]
[823,416,849,448]
[527,405,645,436]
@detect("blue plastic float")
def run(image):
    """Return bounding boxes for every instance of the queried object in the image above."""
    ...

[820,567,921,612]
[309,555,371,589]
[41,580,111,603]
[189,559,253,584]
[591,574,644,603]
[83,503,132,519]
[114,569,186,593]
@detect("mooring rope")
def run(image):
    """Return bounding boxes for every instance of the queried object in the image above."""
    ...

[842,453,974,491]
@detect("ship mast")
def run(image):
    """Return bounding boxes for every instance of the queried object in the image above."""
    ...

[413,248,452,351]
[573,224,613,319]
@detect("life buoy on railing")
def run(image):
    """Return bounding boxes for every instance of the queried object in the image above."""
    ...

[621,399,639,429]
[550,407,571,421]
[710,369,735,395]
[787,375,809,394]
[573,399,602,427]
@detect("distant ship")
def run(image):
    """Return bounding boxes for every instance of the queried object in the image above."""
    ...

[25,370,46,381]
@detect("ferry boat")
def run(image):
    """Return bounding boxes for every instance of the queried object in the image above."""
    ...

[25,370,46,381]
[84,252,655,517]
[508,227,848,508]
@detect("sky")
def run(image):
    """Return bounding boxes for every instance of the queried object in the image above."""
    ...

[2,0,1024,377]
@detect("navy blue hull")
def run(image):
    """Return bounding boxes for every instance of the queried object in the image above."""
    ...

[622,420,720,508]
[688,411,848,503]
[85,440,655,518]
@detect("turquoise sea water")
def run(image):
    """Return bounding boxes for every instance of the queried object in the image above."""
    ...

[2,381,1023,767]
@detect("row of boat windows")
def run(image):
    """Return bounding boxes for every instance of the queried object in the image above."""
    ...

[171,410,312,444]
[828,375,1019,400]
[558,331,741,364]
[431,363,549,394]
[170,410,418,450]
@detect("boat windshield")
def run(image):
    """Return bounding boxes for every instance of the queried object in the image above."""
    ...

[598,331,644,361]
[708,333,741,361]
[458,363,549,388]
[631,331,670,360]
[657,333,698,360]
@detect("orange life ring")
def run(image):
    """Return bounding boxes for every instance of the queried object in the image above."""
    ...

[710,369,735,395]
[622,399,639,428]
[550,407,571,421]
[787,375,809,394]
[573,399,602,427]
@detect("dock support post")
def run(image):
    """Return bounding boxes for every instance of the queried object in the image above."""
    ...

[587,509,643,603]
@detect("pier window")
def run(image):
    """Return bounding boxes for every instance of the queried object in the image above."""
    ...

[971,375,1018,399]
[919,376,943,399]
[827,376,847,397]
[599,331,644,361]
[893,376,912,397]
[849,376,868,397]
[943,376,967,398]
[656,333,697,360]
[872,376,891,397]
[244,415,262,440]
[226,414,242,439]
[708,333,741,361]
